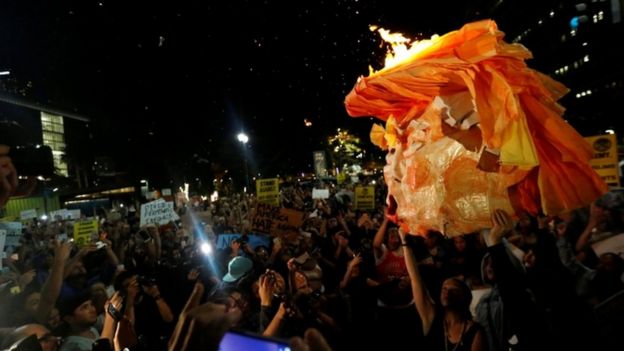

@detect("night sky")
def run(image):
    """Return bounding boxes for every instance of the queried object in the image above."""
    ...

[1,0,555,188]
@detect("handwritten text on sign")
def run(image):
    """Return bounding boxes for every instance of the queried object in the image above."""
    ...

[0,222,23,249]
[355,186,375,210]
[140,199,178,226]
[585,134,620,187]
[73,220,99,247]
[251,203,305,236]
[256,178,279,206]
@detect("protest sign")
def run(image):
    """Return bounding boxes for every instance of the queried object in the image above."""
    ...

[251,203,305,236]
[256,178,280,206]
[585,134,620,187]
[66,209,81,220]
[140,199,177,226]
[20,209,38,221]
[355,186,375,210]
[161,188,172,196]
[312,188,330,199]
[0,222,23,249]
[313,151,328,177]
[215,234,271,250]
[73,220,98,247]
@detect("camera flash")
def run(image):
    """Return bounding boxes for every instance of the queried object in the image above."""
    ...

[200,242,212,255]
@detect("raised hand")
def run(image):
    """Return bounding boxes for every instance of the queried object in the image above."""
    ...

[489,209,515,246]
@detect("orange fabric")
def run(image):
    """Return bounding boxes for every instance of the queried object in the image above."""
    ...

[345,19,607,230]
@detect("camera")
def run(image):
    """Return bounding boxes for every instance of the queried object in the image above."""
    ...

[137,275,157,287]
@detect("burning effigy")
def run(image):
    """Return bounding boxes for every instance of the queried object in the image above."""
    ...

[345,20,607,236]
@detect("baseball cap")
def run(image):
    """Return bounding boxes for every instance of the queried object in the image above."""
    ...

[222,256,253,283]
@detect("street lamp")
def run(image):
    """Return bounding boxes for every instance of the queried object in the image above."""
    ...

[237,132,250,191]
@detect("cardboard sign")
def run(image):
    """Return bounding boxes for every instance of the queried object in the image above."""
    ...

[355,186,375,210]
[585,134,620,187]
[20,209,38,221]
[140,199,177,226]
[73,220,99,247]
[592,233,624,257]
[215,234,271,250]
[0,222,23,249]
[256,178,280,206]
[251,203,305,236]
[312,188,330,199]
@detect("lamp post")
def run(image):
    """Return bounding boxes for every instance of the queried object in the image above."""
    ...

[237,133,249,191]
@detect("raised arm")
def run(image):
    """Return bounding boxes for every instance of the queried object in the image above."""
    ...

[35,240,72,323]
[373,217,389,259]
[400,228,436,335]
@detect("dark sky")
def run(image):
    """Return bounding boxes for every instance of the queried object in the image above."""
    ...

[1,0,558,186]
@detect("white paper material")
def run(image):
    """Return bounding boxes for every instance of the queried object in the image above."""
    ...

[312,188,330,199]
[592,233,624,257]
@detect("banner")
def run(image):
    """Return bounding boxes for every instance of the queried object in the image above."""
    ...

[256,178,279,206]
[313,151,328,177]
[50,209,67,221]
[215,234,271,250]
[585,134,620,187]
[0,222,23,249]
[251,203,305,236]
[312,188,330,199]
[140,199,177,226]
[73,219,98,247]
[355,186,375,210]
[20,209,38,221]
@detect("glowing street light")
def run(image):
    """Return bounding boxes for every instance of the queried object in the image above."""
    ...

[237,132,250,190]
[237,133,249,144]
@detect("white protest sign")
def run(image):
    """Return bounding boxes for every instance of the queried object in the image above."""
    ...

[50,209,69,221]
[0,222,23,250]
[140,199,177,226]
[66,209,81,220]
[312,188,330,199]
[592,233,624,257]
[20,209,38,220]
[161,188,172,196]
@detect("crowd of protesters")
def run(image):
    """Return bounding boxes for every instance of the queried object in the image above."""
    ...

[1,168,623,350]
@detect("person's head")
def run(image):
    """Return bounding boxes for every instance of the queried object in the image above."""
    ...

[293,270,313,295]
[19,291,42,318]
[482,253,495,283]
[47,308,61,330]
[58,293,97,331]
[425,231,442,249]
[66,260,87,279]
[440,278,472,319]
[90,283,108,315]
[2,324,59,351]
[596,253,624,275]
[386,227,400,251]
[453,235,467,253]
[223,256,254,283]
[327,217,338,229]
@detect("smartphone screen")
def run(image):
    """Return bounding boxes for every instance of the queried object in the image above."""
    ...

[219,331,290,351]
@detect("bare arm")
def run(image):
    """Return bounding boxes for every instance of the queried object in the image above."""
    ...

[471,326,485,351]
[35,241,72,324]
[262,303,287,337]
[373,217,388,258]
[400,229,436,335]
[576,204,600,252]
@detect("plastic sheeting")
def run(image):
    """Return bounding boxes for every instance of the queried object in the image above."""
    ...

[345,20,607,236]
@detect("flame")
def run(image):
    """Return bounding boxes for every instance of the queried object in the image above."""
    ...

[369,25,440,74]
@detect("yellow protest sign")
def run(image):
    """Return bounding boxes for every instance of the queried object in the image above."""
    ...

[256,178,279,206]
[585,134,620,187]
[355,186,375,210]
[73,220,98,247]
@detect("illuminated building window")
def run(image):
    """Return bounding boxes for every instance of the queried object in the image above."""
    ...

[41,112,68,176]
